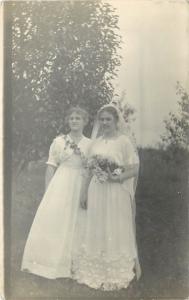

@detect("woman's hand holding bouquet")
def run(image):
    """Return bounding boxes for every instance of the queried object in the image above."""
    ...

[87,155,125,184]
[107,166,124,183]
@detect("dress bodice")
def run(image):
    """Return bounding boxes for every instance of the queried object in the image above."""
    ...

[89,135,139,166]
[89,135,139,198]
[60,153,83,169]
[46,135,91,168]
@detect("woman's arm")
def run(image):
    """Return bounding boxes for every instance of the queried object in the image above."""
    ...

[80,170,93,209]
[108,163,139,183]
[45,165,57,189]
[121,163,139,181]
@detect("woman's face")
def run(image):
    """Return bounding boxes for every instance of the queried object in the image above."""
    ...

[68,112,85,132]
[99,111,117,134]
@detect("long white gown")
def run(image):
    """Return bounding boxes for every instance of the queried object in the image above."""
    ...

[72,134,139,291]
[21,134,91,279]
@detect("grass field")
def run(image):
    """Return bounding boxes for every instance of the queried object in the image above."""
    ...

[7,148,189,299]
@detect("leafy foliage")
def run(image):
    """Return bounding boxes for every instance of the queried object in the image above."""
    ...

[161,82,189,152]
[12,1,123,172]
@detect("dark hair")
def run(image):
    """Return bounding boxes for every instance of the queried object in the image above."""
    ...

[98,106,119,122]
[65,106,89,126]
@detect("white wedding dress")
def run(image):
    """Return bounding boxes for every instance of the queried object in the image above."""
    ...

[21,134,91,279]
[72,135,139,290]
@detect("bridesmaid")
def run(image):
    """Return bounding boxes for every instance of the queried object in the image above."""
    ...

[21,106,91,279]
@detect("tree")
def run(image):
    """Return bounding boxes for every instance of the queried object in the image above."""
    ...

[11,1,122,173]
[161,82,189,152]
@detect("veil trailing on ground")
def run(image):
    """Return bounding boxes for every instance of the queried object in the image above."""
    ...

[91,101,141,280]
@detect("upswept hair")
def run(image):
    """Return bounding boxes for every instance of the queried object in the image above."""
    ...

[98,106,119,122]
[65,106,89,126]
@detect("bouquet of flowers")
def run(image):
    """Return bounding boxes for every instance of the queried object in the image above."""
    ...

[87,155,125,183]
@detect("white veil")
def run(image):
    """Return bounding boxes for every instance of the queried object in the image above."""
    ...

[91,102,141,279]
[91,102,139,160]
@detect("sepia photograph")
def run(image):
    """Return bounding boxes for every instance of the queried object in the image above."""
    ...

[2,0,189,299]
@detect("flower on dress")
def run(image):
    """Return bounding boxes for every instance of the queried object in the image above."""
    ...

[62,135,88,167]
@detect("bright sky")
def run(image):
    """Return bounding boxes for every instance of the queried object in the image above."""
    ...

[108,0,189,147]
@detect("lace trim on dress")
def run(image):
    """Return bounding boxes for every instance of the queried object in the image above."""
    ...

[72,247,136,291]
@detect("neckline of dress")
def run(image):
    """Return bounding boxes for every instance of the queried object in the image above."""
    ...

[101,133,123,142]
[67,133,84,145]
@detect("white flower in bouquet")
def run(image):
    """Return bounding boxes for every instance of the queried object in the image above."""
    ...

[112,168,123,176]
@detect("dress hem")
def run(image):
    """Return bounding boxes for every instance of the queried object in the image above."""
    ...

[21,261,71,279]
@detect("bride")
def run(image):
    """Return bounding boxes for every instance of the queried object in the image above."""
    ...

[21,106,91,279]
[72,103,141,290]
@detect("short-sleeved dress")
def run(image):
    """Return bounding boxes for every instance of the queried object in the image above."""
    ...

[72,134,139,290]
[21,134,91,279]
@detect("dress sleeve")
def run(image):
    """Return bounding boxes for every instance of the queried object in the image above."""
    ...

[46,138,61,167]
[121,136,139,166]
